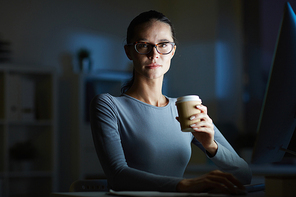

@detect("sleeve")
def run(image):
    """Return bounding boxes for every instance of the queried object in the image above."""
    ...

[192,125,252,185]
[90,94,183,192]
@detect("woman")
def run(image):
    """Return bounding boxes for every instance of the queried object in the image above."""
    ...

[90,10,252,194]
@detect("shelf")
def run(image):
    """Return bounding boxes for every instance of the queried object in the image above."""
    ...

[8,127,53,172]
[8,171,53,178]
[0,68,54,121]
[6,120,54,126]
[0,65,57,197]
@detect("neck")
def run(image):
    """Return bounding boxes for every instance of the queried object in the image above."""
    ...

[125,76,168,107]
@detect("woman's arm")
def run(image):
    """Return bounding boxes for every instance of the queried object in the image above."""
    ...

[189,105,252,184]
[203,126,252,185]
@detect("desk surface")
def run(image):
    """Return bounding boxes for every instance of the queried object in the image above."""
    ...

[51,191,266,197]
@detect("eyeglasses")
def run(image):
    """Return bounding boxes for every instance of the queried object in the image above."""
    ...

[127,42,175,55]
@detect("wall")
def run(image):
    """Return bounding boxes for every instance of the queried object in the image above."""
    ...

[0,0,245,191]
[165,1,244,134]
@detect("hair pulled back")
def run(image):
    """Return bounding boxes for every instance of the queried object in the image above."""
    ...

[121,10,176,94]
[126,10,176,44]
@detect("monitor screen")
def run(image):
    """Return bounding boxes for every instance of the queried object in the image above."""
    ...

[251,2,296,164]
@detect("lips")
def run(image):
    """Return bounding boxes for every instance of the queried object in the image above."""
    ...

[146,63,161,69]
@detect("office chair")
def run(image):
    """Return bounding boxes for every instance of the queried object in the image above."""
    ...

[69,179,108,192]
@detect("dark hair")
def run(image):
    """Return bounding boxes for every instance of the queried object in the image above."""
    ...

[121,10,176,94]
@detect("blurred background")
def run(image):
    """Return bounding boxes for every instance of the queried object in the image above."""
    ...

[0,0,295,196]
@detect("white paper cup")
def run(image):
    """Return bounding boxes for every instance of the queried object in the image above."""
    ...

[176,95,202,132]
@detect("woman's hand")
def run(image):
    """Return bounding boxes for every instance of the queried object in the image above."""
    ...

[175,104,217,155]
[176,170,246,195]
[176,104,217,156]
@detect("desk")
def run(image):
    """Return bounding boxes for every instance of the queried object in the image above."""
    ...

[185,164,296,178]
[51,191,266,197]
[51,192,106,197]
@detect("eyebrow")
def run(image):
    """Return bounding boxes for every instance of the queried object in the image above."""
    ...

[137,39,172,43]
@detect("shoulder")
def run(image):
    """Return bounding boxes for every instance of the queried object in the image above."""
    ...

[91,93,132,110]
[90,94,123,121]
[91,93,111,105]
[93,93,113,102]
[90,93,120,110]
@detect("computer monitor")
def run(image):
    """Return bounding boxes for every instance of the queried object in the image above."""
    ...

[251,2,296,164]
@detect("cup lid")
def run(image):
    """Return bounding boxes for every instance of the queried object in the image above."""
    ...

[176,95,201,103]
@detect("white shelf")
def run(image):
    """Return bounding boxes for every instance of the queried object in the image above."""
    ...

[6,120,54,126]
[8,171,53,178]
[0,65,58,197]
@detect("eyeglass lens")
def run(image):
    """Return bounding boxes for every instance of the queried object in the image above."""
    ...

[135,42,174,55]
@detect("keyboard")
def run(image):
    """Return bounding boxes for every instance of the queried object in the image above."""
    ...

[245,183,265,193]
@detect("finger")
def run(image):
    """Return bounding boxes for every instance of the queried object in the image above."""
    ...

[212,171,244,189]
[189,105,204,120]
[190,113,212,123]
[209,171,245,191]
[191,119,214,130]
[202,179,230,194]
[193,127,212,132]
[189,114,205,123]
[223,173,245,190]
[198,172,237,195]
[207,175,239,194]
[196,104,207,114]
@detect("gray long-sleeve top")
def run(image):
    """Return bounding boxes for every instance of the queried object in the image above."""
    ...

[90,93,252,192]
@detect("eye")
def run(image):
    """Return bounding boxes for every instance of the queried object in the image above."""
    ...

[137,43,149,48]
[158,43,168,48]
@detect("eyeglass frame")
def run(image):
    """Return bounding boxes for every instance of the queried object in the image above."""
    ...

[126,41,176,55]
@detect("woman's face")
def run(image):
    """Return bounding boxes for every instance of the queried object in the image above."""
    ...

[125,20,176,81]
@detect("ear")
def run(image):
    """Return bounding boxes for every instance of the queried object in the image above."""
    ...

[171,45,177,58]
[124,45,133,60]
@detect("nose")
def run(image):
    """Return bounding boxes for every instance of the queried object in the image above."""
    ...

[148,46,159,59]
